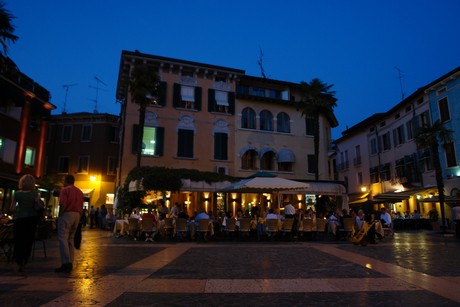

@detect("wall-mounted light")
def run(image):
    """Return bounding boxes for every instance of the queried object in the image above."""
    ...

[361,186,367,192]
[90,176,97,182]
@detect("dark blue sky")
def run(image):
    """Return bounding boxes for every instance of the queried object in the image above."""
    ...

[5,0,460,139]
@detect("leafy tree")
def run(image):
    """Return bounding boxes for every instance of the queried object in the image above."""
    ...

[297,78,337,180]
[128,63,160,167]
[415,120,453,231]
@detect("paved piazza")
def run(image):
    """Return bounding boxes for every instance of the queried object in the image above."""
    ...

[1,229,459,306]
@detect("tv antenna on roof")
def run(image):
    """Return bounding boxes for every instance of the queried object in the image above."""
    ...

[257,47,267,79]
[62,83,78,114]
[89,76,107,113]
[394,66,405,100]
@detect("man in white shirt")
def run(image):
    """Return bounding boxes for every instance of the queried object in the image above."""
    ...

[283,203,296,218]
[380,207,394,235]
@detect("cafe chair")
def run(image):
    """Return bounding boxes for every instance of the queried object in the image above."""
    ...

[315,218,327,240]
[266,219,279,241]
[224,217,237,240]
[238,218,251,239]
[128,218,140,240]
[302,219,314,240]
[197,219,210,242]
[339,217,355,240]
[280,218,294,241]
[162,218,174,240]
[175,218,188,241]
[0,223,14,262]
[140,217,156,242]
[32,221,52,259]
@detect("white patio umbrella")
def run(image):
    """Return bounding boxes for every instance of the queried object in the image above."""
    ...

[221,176,310,208]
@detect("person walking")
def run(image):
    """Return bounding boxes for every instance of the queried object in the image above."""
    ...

[55,175,84,273]
[12,174,41,272]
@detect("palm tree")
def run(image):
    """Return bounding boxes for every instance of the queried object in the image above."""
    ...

[128,63,160,167]
[0,2,18,55]
[297,78,337,180]
[415,120,453,231]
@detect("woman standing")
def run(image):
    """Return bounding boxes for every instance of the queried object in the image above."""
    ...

[13,174,40,272]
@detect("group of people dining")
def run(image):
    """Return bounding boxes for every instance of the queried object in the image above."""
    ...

[113,201,395,243]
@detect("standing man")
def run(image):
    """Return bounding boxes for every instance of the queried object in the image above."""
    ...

[56,175,84,273]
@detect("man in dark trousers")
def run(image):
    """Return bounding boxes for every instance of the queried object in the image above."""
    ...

[55,175,84,273]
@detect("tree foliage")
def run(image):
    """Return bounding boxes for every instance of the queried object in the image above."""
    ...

[415,120,453,230]
[0,2,18,55]
[128,64,160,167]
[118,166,238,213]
[297,78,337,180]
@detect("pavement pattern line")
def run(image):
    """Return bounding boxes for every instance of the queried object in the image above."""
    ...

[40,244,191,307]
[132,277,420,293]
[38,242,437,305]
[2,239,459,305]
[312,244,460,303]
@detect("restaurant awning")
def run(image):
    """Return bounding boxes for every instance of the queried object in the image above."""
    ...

[348,192,370,206]
[419,196,460,203]
[285,181,346,195]
[373,187,437,203]
[373,192,410,202]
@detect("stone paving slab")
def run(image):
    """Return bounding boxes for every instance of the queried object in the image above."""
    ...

[151,246,385,279]
[337,232,460,277]
[107,291,459,307]
[0,228,459,306]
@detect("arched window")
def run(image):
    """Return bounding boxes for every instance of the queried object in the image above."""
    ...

[276,112,290,133]
[260,110,273,131]
[241,149,258,170]
[242,107,256,129]
[260,150,276,170]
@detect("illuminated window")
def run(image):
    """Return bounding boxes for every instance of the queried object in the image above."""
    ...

[24,146,35,167]
[142,127,159,156]
[131,125,164,156]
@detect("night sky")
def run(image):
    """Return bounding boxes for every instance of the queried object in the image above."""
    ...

[5,0,460,139]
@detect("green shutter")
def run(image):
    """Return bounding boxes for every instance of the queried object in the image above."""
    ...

[155,127,164,156]
[173,83,181,108]
[195,87,202,111]
[158,81,167,106]
[228,92,235,115]
[208,89,215,112]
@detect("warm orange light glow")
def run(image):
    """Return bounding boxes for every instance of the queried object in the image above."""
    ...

[90,176,97,182]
